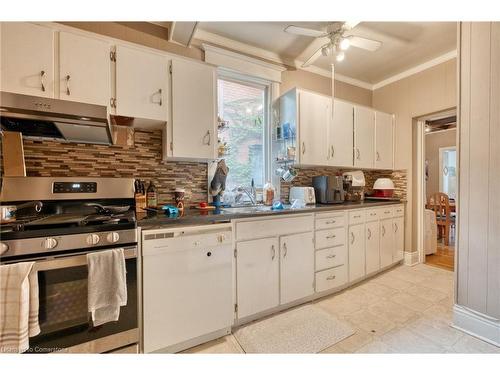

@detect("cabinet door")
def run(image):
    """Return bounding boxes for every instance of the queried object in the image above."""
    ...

[354,106,375,168]
[0,22,54,97]
[298,91,329,165]
[379,218,394,268]
[59,32,111,106]
[365,220,380,274]
[170,59,217,159]
[348,223,366,282]
[393,217,404,262]
[115,45,168,121]
[375,111,394,169]
[329,100,354,167]
[236,237,279,319]
[280,232,314,304]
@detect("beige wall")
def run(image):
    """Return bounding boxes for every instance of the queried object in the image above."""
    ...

[281,69,372,107]
[425,129,456,199]
[372,58,457,253]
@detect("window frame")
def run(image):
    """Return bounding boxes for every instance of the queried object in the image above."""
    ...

[217,69,273,191]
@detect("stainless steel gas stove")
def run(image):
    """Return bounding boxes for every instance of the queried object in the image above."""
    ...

[0,177,139,353]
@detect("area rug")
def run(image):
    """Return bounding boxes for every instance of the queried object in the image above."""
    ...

[233,304,355,353]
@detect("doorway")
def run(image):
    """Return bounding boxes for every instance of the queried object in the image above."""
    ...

[416,109,457,271]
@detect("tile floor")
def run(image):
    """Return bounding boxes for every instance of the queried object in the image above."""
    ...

[182,264,500,354]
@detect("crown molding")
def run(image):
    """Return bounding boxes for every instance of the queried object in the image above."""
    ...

[372,49,458,90]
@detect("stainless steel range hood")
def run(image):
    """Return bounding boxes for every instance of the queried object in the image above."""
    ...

[0,91,112,145]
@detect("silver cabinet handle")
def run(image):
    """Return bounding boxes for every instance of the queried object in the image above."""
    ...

[356,148,360,160]
[302,141,306,155]
[394,223,398,233]
[65,75,71,96]
[40,70,46,92]
[271,244,276,260]
[326,234,336,239]
[367,228,372,240]
[283,242,287,257]
[382,225,386,236]
[203,130,211,146]
[155,88,163,106]
[325,220,336,224]
[326,275,336,280]
[326,254,336,259]
[350,232,355,244]
[376,151,380,161]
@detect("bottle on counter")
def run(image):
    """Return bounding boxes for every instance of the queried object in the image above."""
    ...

[146,180,158,208]
[263,180,275,206]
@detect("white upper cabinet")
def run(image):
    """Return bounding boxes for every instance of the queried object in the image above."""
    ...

[169,58,217,160]
[329,99,354,167]
[0,23,54,97]
[298,90,330,165]
[115,45,168,121]
[354,105,375,168]
[59,32,111,106]
[375,111,394,169]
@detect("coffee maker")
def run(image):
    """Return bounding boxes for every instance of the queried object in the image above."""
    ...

[312,175,345,204]
[342,171,366,202]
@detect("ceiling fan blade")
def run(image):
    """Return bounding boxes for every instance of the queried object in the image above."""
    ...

[284,25,328,38]
[348,36,382,51]
[301,43,329,67]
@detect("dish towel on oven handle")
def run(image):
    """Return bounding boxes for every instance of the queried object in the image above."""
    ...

[87,248,127,326]
[0,262,40,354]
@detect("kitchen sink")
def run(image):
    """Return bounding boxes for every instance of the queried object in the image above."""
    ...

[222,205,290,214]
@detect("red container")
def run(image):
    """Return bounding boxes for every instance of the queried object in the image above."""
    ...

[373,189,394,198]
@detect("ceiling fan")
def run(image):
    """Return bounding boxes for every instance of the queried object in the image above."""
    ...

[284,21,382,68]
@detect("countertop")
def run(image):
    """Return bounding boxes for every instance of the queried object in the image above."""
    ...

[137,200,405,230]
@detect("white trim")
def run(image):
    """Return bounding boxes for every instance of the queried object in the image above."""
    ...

[404,251,420,266]
[416,120,426,264]
[452,304,500,347]
[373,50,458,90]
[424,127,457,136]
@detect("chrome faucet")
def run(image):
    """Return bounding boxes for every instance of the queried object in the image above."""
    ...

[232,186,257,205]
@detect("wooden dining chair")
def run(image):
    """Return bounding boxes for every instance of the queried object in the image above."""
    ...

[428,192,452,246]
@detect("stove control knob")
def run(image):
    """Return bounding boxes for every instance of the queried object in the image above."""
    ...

[0,242,9,255]
[86,234,100,246]
[44,237,58,249]
[107,232,120,243]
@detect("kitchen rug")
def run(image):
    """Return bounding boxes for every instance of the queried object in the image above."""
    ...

[233,304,355,353]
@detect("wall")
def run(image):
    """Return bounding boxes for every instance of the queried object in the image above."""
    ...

[281,69,373,107]
[425,129,456,199]
[456,22,500,329]
[372,58,457,253]
[0,130,209,205]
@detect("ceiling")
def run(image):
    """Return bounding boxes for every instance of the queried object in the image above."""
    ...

[196,22,457,85]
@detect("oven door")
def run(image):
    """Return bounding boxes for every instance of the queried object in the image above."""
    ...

[26,246,138,353]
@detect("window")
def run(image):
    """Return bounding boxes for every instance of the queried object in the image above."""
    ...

[217,75,270,192]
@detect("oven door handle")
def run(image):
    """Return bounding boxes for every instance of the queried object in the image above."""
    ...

[32,247,137,272]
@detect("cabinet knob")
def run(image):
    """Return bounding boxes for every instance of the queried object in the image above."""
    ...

[206,251,212,257]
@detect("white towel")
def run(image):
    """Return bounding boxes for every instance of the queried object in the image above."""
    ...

[0,262,40,354]
[87,249,127,326]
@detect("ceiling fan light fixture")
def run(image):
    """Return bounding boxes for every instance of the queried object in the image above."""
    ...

[322,45,333,57]
[340,38,350,50]
[336,51,345,62]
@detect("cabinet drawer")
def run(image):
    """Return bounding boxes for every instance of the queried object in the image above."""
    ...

[378,206,394,219]
[348,210,365,225]
[394,204,404,217]
[315,246,346,271]
[365,208,379,222]
[315,211,345,219]
[315,215,345,230]
[315,227,345,249]
[235,215,313,241]
[315,266,348,293]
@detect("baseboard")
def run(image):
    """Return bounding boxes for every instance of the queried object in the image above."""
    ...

[452,304,500,347]
[404,251,420,266]
[149,327,232,353]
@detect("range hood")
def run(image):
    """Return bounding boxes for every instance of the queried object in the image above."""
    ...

[0,91,112,145]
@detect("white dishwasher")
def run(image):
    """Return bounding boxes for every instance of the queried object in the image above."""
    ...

[142,223,233,353]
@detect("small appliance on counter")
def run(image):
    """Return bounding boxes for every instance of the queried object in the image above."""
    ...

[289,186,316,204]
[342,171,366,202]
[312,175,345,204]
[372,178,395,197]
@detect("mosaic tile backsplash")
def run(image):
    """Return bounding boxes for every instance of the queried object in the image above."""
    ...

[0,129,209,206]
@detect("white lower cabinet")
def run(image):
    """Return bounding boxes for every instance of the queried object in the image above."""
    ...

[280,232,314,305]
[315,266,348,293]
[393,216,405,262]
[379,218,394,268]
[365,220,381,274]
[236,237,280,319]
[348,223,366,282]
